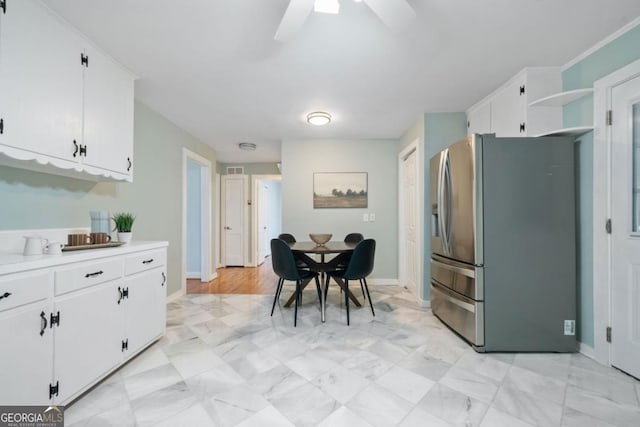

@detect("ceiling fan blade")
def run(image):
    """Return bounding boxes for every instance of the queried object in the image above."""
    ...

[363,0,416,31]
[274,0,315,41]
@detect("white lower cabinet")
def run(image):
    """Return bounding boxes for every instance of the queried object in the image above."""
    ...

[0,271,53,405]
[0,244,167,405]
[0,301,53,404]
[123,268,166,356]
[53,281,124,404]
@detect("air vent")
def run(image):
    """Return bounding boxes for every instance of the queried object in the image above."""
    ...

[227,167,244,175]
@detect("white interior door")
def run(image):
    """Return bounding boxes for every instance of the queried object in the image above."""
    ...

[222,176,246,266]
[258,182,270,263]
[402,148,419,296]
[610,74,640,379]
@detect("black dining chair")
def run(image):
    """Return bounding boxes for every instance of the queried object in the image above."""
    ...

[327,233,366,298]
[270,238,322,326]
[278,233,296,244]
[325,239,376,325]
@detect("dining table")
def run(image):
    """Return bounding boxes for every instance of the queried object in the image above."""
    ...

[285,240,361,322]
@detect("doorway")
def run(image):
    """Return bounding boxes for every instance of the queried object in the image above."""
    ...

[221,174,248,266]
[181,149,213,295]
[593,58,640,378]
[398,139,423,303]
[252,175,282,266]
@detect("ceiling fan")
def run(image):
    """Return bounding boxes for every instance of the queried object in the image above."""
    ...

[274,0,416,41]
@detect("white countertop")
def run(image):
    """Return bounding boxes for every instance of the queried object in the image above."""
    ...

[0,241,168,275]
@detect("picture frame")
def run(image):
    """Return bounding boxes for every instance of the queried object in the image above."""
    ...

[313,172,368,209]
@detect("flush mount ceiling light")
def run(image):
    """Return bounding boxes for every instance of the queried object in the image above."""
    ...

[314,0,340,14]
[307,111,332,126]
[238,142,256,151]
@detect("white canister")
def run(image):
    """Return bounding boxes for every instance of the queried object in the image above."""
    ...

[23,236,48,256]
[46,242,64,255]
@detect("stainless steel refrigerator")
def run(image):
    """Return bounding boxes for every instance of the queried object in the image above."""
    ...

[430,134,577,352]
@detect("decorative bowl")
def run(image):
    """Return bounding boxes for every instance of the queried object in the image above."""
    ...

[309,233,332,246]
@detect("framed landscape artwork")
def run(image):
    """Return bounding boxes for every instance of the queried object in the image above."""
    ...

[313,172,368,208]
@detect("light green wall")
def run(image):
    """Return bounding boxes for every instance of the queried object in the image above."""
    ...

[562,24,640,346]
[0,101,218,295]
[281,139,398,279]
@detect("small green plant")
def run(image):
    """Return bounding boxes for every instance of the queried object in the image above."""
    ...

[112,212,135,232]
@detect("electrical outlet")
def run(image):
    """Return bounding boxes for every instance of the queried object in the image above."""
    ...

[369,213,376,222]
[564,320,575,335]
[362,213,369,222]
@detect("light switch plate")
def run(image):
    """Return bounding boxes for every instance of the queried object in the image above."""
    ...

[369,213,376,222]
[362,213,369,222]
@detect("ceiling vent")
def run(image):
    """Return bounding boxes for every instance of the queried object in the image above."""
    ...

[226,166,244,175]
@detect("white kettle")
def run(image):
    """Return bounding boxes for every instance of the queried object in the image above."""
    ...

[23,236,48,256]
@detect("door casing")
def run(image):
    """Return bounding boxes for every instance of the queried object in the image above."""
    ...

[592,57,640,364]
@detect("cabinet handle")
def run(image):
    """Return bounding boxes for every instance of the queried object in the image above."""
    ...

[40,311,47,336]
[127,157,132,172]
[142,259,154,265]
[0,292,11,300]
[73,140,79,157]
[0,118,4,134]
[85,270,103,278]
[519,123,526,133]
[80,144,87,157]
[117,286,123,304]
[161,272,166,287]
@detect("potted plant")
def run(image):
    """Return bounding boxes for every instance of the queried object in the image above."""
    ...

[112,212,135,244]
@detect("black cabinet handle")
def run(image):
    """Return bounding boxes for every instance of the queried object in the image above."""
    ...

[161,272,166,287]
[0,118,4,134]
[40,311,47,336]
[79,144,87,157]
[85,270,103,278]
[127,157,132,172]
[142,259,154,265]
[0,292,11,300]
[73,140,79,157]
[117,286,123,304]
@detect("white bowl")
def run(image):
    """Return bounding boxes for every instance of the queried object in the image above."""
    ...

[309,233,332,246]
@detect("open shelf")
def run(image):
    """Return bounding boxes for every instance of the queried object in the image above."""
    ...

[529,88,594,107]
[535,126,594,138]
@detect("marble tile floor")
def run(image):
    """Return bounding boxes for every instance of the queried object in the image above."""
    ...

[66,285,640,427]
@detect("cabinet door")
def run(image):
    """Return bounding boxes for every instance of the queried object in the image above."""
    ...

[0,0,83,160]
[467,102,491,135]
[0,302,53,405]
[53,282,123,404]
[491,77,526,137]
[123,268,165,357]
[82,46,134,175]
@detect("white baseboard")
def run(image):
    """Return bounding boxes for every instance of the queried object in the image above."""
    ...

[167,289,185,303]
[186,271,201,279]
[418,298,430,308]
[579,342,596,359]
[208,271,217,282]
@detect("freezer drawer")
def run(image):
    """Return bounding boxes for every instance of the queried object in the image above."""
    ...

[431,281,484,346]
[431,255,483,300]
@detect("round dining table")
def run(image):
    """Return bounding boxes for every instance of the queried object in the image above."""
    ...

[285,240,361,322]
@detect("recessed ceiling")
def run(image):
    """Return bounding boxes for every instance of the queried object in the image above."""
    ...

[43,0,640,163]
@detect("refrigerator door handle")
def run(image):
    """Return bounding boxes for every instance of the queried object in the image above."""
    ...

[437,150,447,251]
[444,150,454,253]
[431,258,476,278]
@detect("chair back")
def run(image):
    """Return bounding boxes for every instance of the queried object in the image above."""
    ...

[278,233,296,244]
[343,239,376,280]
[271,238,302,281]
[344,233,364,244]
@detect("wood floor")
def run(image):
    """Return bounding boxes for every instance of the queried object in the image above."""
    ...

[186,259,278,294]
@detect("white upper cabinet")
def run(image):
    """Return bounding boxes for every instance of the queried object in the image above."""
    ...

[0,0,83,160]
[467,67,563,138]
[466,101,491,136]
[82,45,134,176]
[0,0,135,181]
